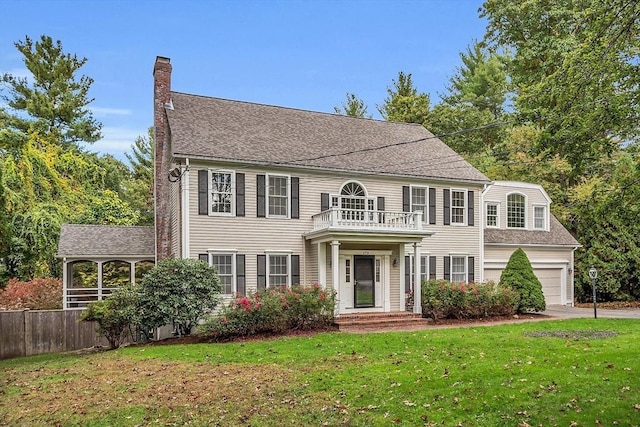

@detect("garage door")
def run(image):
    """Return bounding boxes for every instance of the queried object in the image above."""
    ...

[484,268,563,305]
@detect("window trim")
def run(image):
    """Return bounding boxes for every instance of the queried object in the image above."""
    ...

[410,185,429,223]
[450,254,468,283]
[533,204,548,231]
[506,192,527,229]
[265,251,292,288]
[207,250,238,296]
[208,169,235,216]
[450,188,467,226]
[266,173,291,219]
[486,202,499,228]
[409,254,430,287]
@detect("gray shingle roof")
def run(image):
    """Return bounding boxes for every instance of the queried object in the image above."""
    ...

[484,216,580,247]
[57,224,155,258]
[166,91,490,183]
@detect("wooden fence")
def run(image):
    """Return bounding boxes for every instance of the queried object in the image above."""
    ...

[0,309,108,360]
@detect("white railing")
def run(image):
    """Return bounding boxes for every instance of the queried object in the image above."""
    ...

[311,208,423,232]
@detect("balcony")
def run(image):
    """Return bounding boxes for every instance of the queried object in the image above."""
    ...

[305,208,433,243]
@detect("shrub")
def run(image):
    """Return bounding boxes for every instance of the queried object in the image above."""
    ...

[421,279,520,320]
[200,285,336,341]
[499,248,546,313]
[0,277,62,310]
[137,258,221,336]
[80,283,140,349]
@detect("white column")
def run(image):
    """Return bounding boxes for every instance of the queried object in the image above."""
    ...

[318,242,327,287]
[330,240,340,314]
[413,242,422,314]
[97,261,103,301]
[62,258,68,309]
[399,244,405,310]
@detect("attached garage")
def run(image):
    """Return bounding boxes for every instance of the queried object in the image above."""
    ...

[484,264,565,305]
[484,216,580,306]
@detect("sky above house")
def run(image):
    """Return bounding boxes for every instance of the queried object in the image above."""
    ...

[0,0,487,163]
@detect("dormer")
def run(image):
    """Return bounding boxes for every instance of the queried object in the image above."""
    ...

[482,181,551,232]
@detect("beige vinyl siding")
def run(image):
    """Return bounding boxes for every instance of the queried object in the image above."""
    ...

[485,246,572,262]
[483,183,549,230]
[186,161,484,295]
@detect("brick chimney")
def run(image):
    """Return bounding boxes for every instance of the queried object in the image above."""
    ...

[153,56,172,261]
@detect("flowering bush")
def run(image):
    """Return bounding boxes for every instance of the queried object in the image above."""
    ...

[200,285,336,341]
[0,278,62,310]
[421,279,520,320]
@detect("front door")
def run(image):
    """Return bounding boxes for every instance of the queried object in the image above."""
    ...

[354,255,375,308]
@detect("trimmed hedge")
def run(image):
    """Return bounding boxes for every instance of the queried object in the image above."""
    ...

[200,285,336,341]
[421,279,520,320]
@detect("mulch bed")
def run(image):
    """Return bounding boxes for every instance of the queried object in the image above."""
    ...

[574,301,640,309]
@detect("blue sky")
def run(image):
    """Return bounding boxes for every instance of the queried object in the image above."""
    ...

[0,0,487,163]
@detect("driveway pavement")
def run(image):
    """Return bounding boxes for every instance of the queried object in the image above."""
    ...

[543,305,640,319]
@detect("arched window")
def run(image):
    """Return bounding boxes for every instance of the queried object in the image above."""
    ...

[333,181,374,221]
[507,193,526,228]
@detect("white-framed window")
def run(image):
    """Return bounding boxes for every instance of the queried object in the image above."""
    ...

[409,255,429,286]
[210,170,234,215]
[507,193,526,228]
[267,174,290,218]
[411,186,428,223]
[267,253,291,288]
[451,189,466,225]
[331,181,376,221]
[209,253,236,295]
[486,202,499,228]
[534,205,547,230]
[451,255,467,283]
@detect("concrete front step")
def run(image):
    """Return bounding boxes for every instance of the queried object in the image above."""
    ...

[334,312,430,331]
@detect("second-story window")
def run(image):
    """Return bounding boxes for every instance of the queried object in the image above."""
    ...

[486,203,498,227]
[411,186,428,223]
[451,190,466,225]
[534,205,546,230]
[268,175,289,217]
[507,193,526,228]
[211,171,234,214]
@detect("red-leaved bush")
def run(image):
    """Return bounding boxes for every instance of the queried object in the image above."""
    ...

[0,278,63,310]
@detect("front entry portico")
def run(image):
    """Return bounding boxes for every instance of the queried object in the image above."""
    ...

[305,208,434,315]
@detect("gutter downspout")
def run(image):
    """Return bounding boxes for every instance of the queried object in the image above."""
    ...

[181,158,190,259]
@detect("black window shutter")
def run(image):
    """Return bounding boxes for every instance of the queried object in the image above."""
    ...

[443,189,450,225]
[377,196,385,211]
[257,175,266,218]
[429,187,436,225]
[468,256,475,283]
[198,253,208,263]
[444,256,451,281]
[404,255,411,292]
[198,170,208,215]
[257,254,266,289]
[402,186,410,212]
[236,254,246,295]
[236,173,245,217]
[468,190,474,226]
[429,256,436,280]
[321,193,329,211]
[291,255,300,285]
[291,177,299,219]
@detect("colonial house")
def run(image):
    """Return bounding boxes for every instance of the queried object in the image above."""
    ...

[56,56,579,312]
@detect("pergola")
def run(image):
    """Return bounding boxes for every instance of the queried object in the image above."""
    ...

[57,224,155,309]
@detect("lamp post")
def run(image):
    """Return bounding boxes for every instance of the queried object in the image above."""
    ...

[589,267,598,319]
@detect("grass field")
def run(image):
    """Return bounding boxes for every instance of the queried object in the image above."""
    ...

[1,318,639,426]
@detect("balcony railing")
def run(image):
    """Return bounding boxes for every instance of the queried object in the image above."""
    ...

[311,208,424,232]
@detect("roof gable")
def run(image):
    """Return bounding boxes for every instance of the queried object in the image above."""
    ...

[165,91,490,183]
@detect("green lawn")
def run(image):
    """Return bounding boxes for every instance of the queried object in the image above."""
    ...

[1,319,639,426]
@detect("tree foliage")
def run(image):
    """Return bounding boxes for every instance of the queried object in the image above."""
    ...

[123,127,154,225]
[0,35,102,146]
[378,72,431,124]
[499,248,546,313]
[481,0,640,179]
[136,258,221,336]
[333,93,370,118]
[0,277,62,310]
